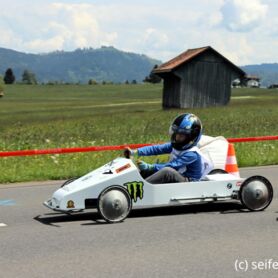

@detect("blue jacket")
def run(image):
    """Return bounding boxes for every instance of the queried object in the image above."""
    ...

[137,143,203,180]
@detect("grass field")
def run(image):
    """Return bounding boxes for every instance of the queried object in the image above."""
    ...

[0,84,277,183]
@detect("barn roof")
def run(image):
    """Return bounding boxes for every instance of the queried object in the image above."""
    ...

[245,75,260,80]
[153,46,246,76]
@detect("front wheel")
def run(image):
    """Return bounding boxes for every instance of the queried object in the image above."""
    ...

[239,176,273,211]
[97,186,132,223]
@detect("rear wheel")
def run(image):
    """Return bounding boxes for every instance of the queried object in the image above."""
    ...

[97,186,132,223]
[239,176,273,211]
[208,169,228,175]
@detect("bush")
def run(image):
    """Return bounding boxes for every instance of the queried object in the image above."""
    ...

[0,76,5,97]
[88,79,98,85]
[22,69,37,84]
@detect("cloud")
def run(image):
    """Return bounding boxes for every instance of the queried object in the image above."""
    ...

[0,0,277,65]
[142,28,169,49]
[220,0,268,32]
[42,3,109,50]
[0,2,118,53]
[24,36,65,53]
[0,27,22,49]
[214,36,254,65]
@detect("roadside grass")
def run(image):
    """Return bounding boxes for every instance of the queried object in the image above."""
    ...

[0,84,277,183]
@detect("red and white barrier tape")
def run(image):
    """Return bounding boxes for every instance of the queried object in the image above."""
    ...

[0,136,277,158]
[0,144,151,157]
[228,136,278,143]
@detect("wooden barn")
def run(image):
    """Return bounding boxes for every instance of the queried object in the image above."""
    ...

[153,46,246,108]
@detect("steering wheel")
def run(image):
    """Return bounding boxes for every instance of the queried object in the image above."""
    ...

[123,148,140,170]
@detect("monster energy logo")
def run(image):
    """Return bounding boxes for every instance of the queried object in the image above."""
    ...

[124,181,144,202]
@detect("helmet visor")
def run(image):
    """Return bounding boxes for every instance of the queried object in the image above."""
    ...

[169,124,192,136]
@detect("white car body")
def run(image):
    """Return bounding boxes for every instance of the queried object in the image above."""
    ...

[43,136,273,222]
[44,157,243,212]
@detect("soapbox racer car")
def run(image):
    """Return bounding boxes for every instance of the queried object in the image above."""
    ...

[43,155,273,223]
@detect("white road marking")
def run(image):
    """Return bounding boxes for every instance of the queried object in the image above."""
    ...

[231,96,253,99]
[70,101,161,109]
[0,199,15,206]
[0,223,7,227]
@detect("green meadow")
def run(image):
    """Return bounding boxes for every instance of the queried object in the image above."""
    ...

[0,84,277,183]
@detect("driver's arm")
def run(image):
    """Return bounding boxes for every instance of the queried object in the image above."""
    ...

[124,143,172,158]
[137,143,172,156]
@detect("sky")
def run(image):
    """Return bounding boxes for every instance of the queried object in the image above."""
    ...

[0,0,277,65]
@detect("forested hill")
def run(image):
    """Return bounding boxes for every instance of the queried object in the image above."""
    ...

[0,46,160,83]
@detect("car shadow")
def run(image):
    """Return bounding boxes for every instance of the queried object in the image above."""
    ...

[33,212,105,227]
[130,201,248,218]
[34,201,251,227]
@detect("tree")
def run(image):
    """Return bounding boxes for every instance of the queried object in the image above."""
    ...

[143,65,162,83]
[4,68,15,84]
[22,70,37,84]
[88,79,98,85]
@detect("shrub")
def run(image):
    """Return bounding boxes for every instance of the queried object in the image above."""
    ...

[0,76,5,97]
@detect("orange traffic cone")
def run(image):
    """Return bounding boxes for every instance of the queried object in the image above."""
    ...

[225,143,240,177]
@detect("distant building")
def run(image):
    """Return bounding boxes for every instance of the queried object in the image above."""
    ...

[268,84,278,89]
[232,78,241,88]
[242,75,261,88]
[153,46,246,108]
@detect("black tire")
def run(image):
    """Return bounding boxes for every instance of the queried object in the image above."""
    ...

[208,169,228,175]
[61,177,78,188]
[239,175,273,211]
[97,186,132,223]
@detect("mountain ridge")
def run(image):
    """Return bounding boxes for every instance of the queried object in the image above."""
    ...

[0,46,160,83]
[0,46,277,86]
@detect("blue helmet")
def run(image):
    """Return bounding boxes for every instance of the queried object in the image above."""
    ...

[169,113,202,150]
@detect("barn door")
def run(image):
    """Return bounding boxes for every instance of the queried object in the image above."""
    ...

[162,74,181,108]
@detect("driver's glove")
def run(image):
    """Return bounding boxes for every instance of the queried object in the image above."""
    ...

[137,160,154,171]
[123,147,137,158]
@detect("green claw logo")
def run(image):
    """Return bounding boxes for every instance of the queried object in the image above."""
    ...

[124,181,144,202]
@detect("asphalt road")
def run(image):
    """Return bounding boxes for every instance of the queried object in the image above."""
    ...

[0,166,277,278]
